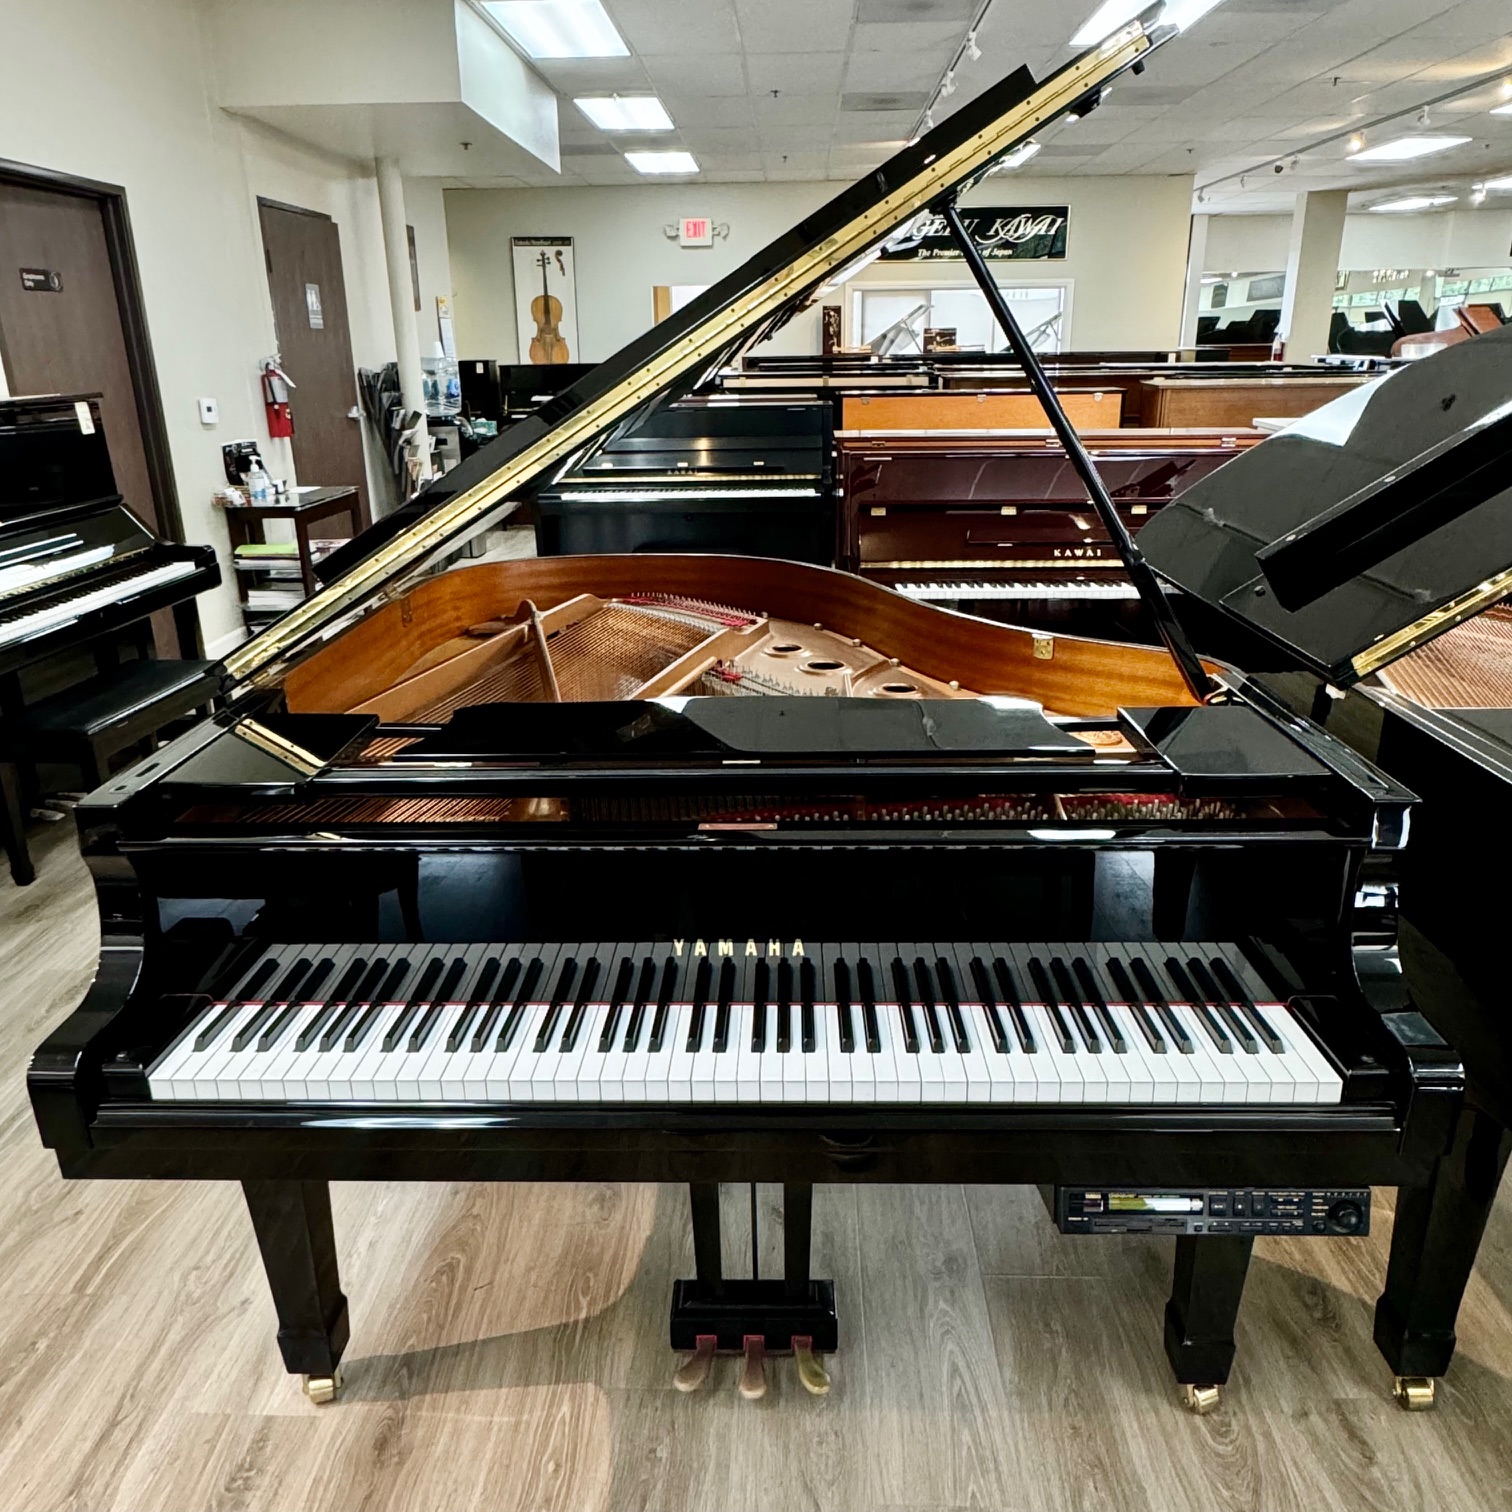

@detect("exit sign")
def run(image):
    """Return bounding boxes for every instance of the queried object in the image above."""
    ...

[680,217,713,247]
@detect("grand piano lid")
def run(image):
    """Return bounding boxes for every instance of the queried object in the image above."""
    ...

[1140,323,1512,686]
[222,11,1175,693]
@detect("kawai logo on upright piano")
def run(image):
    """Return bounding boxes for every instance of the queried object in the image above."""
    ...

[673,939,805,957]
[1052,546,1107,559]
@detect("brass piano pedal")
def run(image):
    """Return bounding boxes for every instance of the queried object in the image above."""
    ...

[1181,1383,1221,1415]
[301,1367,343,1405]
[793,1335,831,1396]
[673,1334,717,1393]
[738,1334,768,1401]
[1393,1375,1437,1411]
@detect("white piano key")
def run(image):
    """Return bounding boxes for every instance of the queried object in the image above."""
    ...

[1025,1004,1082,1105]
[648,1003,688,1103]
[882,1005,920,1103]
[804,1002,830,1103]
[784,1006,810,1103]
[737,1003,763,1102]
[690,1006,720,1103]
[714,1003,744,1104]
[825,1002,854,1104]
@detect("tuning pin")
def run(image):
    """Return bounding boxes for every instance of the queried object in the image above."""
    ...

[793,1336,831,1396]
[738,1334,768,1400]
[673,1334,717,1393]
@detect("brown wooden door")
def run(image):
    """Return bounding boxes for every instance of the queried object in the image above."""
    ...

[258,200,369,531]
[0,182,160,533]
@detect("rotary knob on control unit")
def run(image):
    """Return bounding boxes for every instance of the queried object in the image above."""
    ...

[1327,1200,1364,1234]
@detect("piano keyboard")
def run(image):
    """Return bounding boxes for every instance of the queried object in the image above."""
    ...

[893,581,1142,602]
[556,486,818,503]
[149,941,1343,1108]
[0,560,199,647]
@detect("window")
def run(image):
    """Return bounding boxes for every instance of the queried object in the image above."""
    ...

[853,280,1069,355]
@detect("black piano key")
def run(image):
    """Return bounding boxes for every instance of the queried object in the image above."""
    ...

[1050,957,1101,1054]
[408,956,470,1052]
[231,1001,284,1052]
[1187,957,1257,1053]
[685,957,714,1053]
[533,956,580,1052]
[227,955,280,1007]
[1210,955,1286,1053]
[832,955,856,1054]
[319,1005,360,1052]
[596,955,637,1052]
[452,955,506,1050]
[890,957,921,1054]
[1165,958,1231,1053]
[648,956,680,1053]
[775,959,792,1054]
[1129,956,1191,1053]
[232,954,313,1049]
[1027,957,1075,1054]
[256,1002,303,1053]
[857,956,882,1054]
[559,956,602,1054]
[625,956,659,1052]
[297,956,369,1051]
[711,958,736,1055]
[192,1004,240,1053]
[933,956,970,1054]
[969,956,1009,1054]
[752,958,769,1053]
[1104,957,1166,1054]
[991,955,1035,1052]
[910,957,946,1054]
[385,956,445,1050]
[800,958,817,1054]
[1072,956,1126,1053]
[492,956,544,1052]
[343,1003,385,1053]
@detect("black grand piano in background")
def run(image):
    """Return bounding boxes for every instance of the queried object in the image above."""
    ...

[1142,323,1512,1407]
[23,15,1482,1417]
[0,393,220,884]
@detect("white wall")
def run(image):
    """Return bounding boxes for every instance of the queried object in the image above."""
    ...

[445,173,1195,362]
[404,176,457,360]
[1207,208,1512,274]
[0,0,453,654]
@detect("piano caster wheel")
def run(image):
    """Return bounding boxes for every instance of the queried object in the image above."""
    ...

[673,1335,717,1393]
[793,1336,831,1397]
[1181,1384,1221,1415]
[301,1368,343,1405]
[1393,1376,1437,1412]
[738,1334,768,1401]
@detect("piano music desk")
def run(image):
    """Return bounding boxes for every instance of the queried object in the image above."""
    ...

[224,486,361,602]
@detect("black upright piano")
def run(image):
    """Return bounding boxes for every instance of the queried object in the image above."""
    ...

[25,18,1474,1417]
[1142,323,1512,1406]
[0,393,220,882]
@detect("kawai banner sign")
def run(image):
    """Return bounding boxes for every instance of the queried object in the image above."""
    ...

[880,207,1069,261]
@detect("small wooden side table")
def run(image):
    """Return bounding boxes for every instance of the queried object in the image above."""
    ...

[223,486,361,598]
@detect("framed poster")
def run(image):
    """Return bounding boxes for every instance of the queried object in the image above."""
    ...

[512,236,579,364]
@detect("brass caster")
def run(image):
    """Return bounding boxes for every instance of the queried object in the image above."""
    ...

[793,1335,831,1397]
[1181,1383,1221,1415]
[673,1334,717,1393]
[1393,1375,1437,1412]
[738,1334,768,1401]
[301,1367,343,1405]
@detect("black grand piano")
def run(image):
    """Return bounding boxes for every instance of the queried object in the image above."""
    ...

[0,393,220,883]
[1142,323,1512,1407]
[25,15,1472,1417]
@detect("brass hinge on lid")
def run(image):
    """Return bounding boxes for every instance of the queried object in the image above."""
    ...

[1033,635,1054,660]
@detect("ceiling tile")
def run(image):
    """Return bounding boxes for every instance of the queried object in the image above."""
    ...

[840,90,931,114]
[611,0,741,53]
[642,53,748,95]
[844,46,952,92]
[746,53,848,94]
[752,92,838,125]
[856,0,976,21]
[733,0,855,51]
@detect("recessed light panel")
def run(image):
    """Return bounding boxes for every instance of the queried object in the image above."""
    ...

[1369,195,1458,213]
[1492,104,1512,117]
[1349,135,1472,163]
[625,151,699,175]
[1482,173,1512,190]
[480,0,629,59]
[575,96,675,131]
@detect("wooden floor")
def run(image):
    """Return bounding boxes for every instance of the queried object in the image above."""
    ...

[4,823,1512,1512]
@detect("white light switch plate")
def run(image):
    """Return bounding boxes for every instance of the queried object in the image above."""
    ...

[198,397,219,425]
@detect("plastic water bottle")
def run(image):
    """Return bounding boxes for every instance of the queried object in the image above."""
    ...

[246,460,272,503]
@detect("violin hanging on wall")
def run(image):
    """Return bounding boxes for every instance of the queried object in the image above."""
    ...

[529,249,571,365]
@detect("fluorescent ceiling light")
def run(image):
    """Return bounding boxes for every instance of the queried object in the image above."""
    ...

[480,0,628,59]
[1071,0,1224,45]
[625,150,699,175]
[1481,173,1512,190]
[996,140,1041,170]
[1493,104,1512,117]
[1349,134,1471,163]
[575,96,674,131]
[1369,195,1457,213]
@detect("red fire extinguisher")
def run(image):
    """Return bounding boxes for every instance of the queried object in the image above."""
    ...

[261,358,296,439]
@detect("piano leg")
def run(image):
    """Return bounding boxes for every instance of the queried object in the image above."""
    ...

[1374,1105,1512,1408]
[242,1179,351,1403]
[1163,1234,1253,1412]
[690,1182,723,1287]
[0,760,34,887]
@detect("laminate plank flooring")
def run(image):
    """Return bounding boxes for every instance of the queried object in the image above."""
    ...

[3,823,1512,1512]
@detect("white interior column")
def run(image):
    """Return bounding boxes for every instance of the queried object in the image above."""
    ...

[376,155,430,502]
[1278,190,1348,364]
[1179,211,1211,351]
